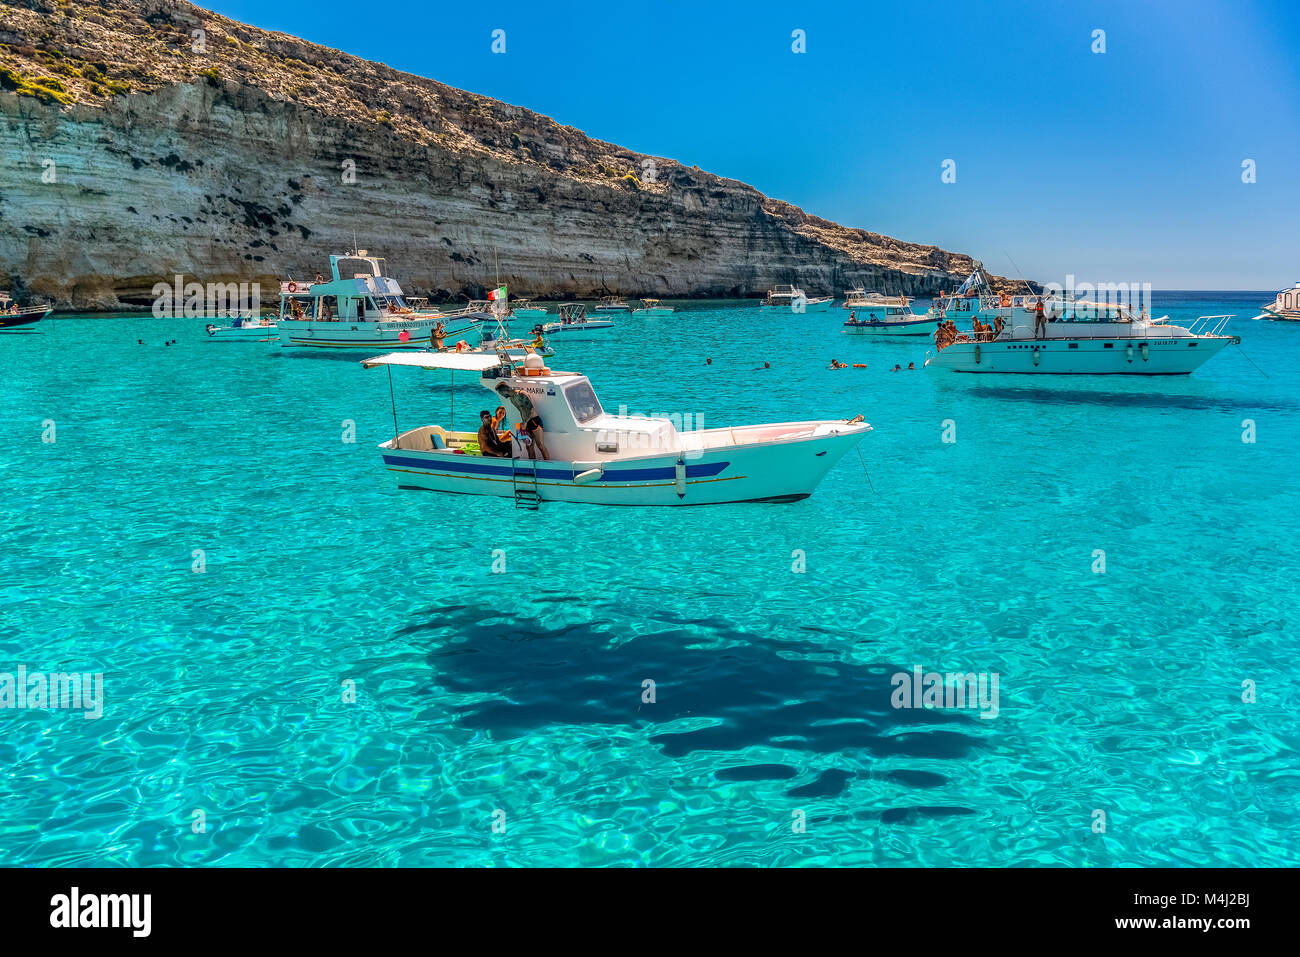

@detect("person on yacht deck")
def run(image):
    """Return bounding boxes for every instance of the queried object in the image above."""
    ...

[1033,297,1047,339]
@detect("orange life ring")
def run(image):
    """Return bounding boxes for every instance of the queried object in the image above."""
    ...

[287,281,298,293]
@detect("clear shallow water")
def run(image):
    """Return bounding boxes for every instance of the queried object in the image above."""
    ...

[1,292,1296,867]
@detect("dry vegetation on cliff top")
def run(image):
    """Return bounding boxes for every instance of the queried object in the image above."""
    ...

[0,0,1019,286]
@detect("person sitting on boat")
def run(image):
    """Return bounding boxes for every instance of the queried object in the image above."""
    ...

[494,382,550,460]
[847,310,857,325]
[993,315,1006,339]
[477,410,513,458]
[1032,297,1046,339]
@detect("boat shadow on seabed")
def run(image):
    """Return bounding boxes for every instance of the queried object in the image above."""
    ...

[392,600,989,802]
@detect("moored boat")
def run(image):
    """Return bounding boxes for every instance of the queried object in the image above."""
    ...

[594,295,632,312]
[510,299,549,319]
[925,303,1238,375]
[0,291,54,330]
[760,284,834,313]
[274,251,475,349]
[206,314,278,340]
[362,352,871,507]
[841,291,935,336]
[1252,281,1300,321]
[635,298,675,317]
[541,303,615,335]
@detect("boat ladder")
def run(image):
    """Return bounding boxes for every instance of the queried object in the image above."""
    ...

[512,458,541,510]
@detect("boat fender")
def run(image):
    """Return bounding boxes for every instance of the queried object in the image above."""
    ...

[1126,344,1134,362]
[573,467,603,485]
[1032,348,1040,366]
[974,344,981,364]
[674,456,686,499]
[1140,342,1149,361]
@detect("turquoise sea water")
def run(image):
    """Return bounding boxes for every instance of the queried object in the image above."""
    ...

[1,293,1297,867]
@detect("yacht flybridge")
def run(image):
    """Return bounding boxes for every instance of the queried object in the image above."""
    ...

[361,351,871,507]
[925,302,1239,374]
[275,252,475,349]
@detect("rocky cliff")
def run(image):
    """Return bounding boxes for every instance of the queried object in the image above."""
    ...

[0,0,1024,309]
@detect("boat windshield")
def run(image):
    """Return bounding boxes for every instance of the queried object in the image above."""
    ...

[565,381,603,424]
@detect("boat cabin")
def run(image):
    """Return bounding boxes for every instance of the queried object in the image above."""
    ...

[278,252,419,322]
[364,352,684,462]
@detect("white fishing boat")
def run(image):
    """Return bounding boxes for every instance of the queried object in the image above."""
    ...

[0,291,53,331]
[594,295,632,312]
[205,314,278,340]
[924,303,1239,375]
[361,351,871,507]
[635,298,675,317]
[541,303,615,335]
[274,252,475,349]
[841,291,936,336]
[510,299,549,319]
[1252,282,1300,321]
[760,284,834,313]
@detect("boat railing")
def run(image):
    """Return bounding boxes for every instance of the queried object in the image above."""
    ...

[1187,314,1234,336]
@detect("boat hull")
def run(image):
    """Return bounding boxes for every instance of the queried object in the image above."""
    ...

[925,335,1234,374]
[277,317,446,349]
[379,424,869,506]
[541,320,615,334]
[762,298,834,313]
[207,322,278,340]
[0,306,52,330]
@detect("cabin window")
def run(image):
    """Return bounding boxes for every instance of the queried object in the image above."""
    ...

[565,381,604,424]
[1104,342,1113,349]
[1286,293,1294,308]
[1068,343,1078,349]
[320,296,337,320]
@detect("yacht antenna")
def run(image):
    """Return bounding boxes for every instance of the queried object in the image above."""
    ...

[1002,250,1035,296]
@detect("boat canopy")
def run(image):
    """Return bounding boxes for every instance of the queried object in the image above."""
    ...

[361,352,502,372]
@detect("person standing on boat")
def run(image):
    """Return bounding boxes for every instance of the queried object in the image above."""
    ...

[1033,297,1046,339]
[431,321,446,351]
[494,382,551,460]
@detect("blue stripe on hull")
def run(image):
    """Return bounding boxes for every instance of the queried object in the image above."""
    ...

[381,454,729,482]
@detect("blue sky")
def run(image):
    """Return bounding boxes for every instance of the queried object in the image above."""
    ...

[207,0,1299,288]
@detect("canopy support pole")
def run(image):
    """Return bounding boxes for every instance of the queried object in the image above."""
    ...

[388,365,399,447]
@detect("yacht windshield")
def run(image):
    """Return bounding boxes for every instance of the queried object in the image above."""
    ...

[565,381,603,424]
